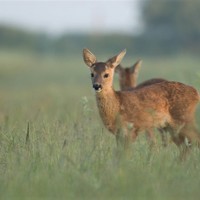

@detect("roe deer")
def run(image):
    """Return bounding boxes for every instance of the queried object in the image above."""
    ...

[82,48,200,157]
[115,60,142,90]
[116,62,168,146]
[115,61,167,90]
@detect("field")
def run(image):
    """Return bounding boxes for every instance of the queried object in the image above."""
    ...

[0,50,200,200]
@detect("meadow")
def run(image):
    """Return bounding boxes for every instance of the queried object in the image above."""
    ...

[0,50,200,200]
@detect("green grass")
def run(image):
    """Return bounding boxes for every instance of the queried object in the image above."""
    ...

[0,50,200,199]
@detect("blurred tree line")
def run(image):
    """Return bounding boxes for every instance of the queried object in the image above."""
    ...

[140,0,200,55]
[0,0,200,56]
[0,25,134,56]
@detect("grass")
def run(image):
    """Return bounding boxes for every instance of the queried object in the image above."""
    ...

[0,50,200,199]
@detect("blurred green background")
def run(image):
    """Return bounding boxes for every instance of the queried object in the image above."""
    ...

[0,0,200,199]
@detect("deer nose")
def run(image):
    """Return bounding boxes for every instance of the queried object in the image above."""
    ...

[93,83,102,91]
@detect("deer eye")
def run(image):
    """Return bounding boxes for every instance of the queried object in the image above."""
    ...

[91,73,94,77]
[104,73,109,78]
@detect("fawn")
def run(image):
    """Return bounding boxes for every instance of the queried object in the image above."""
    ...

[115,60,166,90]
[115,60,142,90]
[116,61,168,146]
[82,48,200,157]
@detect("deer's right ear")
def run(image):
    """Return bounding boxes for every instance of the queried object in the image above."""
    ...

[82,48,97,68]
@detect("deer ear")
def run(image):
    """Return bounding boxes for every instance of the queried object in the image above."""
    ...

[106,49,126,69]
[82,48,97,67]
[130,59,142,74]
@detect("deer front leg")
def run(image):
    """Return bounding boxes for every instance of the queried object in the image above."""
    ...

[115,127,138,160]
[158,128,169,147]
[116,128,129,150]
[146,129,157,150]
[115,126,136,150]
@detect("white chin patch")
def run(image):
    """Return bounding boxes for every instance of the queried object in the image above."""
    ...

[96,88,102,93]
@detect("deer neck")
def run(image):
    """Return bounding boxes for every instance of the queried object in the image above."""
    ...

[95,87,120,133]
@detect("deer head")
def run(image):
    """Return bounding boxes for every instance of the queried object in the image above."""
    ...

[115,59,142,90]
[83,48,126,93]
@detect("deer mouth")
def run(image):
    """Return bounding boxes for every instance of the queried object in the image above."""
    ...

[95,88,102,93]
[93,84,102,92]
[93,86,102,93]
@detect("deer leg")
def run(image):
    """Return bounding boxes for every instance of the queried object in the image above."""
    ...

[181,123,200,147]
[177,121,200,160]
[146,129,157,150]
[170,134,191,161]
[115,127,136,160]
[116,126,139,153]
[116,127,132,150]
[158,128,168,147]
[169,124,193,161]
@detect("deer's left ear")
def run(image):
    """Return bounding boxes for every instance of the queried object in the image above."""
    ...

[82,48,97,68]
[106,49,126,69]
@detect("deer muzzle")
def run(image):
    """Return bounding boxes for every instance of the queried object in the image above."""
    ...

[93,83,102,92]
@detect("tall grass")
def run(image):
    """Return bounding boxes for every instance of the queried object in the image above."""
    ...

[0,50,200,199]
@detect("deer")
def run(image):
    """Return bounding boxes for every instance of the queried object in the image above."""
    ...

[82,48,200,158]
[115,60,142,90]
[115,60,167,90]
[115,61,168,146]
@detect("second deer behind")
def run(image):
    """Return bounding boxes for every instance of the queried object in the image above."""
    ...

[115,60,167,90]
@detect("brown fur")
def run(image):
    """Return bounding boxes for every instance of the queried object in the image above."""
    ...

[83,48,200,156]
[136,78,167,89]
[116,62,168,146]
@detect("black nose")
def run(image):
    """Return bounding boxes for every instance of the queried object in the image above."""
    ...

[93,83,102,91]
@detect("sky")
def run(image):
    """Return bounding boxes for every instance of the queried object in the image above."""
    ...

[0,0,141,35]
